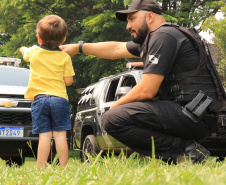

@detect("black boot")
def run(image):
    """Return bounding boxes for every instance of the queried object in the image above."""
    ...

[177,141,210,164]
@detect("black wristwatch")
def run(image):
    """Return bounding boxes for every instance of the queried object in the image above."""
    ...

[78,41,85,53]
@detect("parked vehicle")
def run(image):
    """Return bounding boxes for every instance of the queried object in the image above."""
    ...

[0,65,38,165]
[0,64,58,166]
[74,62,226,162]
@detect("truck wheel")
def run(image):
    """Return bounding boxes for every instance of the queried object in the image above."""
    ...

[81,135,99,162]
[216,156,225,162]
[5,156,25,166]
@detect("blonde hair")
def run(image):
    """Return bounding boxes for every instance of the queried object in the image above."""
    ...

[37,15,67,49]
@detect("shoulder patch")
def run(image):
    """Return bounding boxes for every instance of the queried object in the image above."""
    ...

[148,54,160,64]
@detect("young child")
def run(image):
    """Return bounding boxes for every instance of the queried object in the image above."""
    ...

[19,15,75,168]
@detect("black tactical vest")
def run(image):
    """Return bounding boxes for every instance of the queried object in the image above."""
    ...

[141,23,226,113]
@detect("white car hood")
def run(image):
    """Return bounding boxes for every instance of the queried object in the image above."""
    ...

[0,85,27,95]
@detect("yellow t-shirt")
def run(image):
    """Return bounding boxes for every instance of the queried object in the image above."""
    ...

[23,45,75,100]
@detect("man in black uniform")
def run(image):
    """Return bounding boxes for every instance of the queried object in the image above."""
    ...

[61,0,225,163]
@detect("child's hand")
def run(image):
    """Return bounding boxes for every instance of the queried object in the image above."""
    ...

[19,46,28,56]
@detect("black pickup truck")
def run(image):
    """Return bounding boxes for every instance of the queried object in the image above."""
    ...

[74,62,226,162]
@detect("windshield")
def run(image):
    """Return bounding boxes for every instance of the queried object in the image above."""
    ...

[0,67,30,86]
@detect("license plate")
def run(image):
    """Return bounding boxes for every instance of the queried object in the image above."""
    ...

[0,127,24,137]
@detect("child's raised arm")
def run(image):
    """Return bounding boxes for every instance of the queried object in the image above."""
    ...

[19,46,28,56]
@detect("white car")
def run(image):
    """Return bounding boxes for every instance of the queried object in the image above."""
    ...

[0,65,38,165]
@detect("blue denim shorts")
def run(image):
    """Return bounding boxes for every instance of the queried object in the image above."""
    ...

[31,95,71,134]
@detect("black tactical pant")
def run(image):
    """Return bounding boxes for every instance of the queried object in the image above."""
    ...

[102,100,217,162]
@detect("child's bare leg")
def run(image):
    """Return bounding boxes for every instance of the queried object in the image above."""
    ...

[53,131,68,168]
[37,132,53,168]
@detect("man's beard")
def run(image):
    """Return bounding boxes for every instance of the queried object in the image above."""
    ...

[131,21,149,44]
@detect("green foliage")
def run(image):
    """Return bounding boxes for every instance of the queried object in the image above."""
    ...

[202,3,226,85]
[159,0,224,27]
[162,13,178,23]
[1,153,226,185]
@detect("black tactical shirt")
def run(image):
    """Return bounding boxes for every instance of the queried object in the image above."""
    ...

[126,26,200,78]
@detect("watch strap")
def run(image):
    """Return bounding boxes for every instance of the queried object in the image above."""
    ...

[78,41,85,53]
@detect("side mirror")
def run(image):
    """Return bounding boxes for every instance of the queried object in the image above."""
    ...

[115,86,132,100]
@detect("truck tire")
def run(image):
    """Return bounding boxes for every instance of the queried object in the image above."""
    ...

[81,135,99,162]
[5,156,25,166]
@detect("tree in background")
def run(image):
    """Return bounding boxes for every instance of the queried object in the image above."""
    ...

[160,0,224,28]
[0,31,10,55]
[202,3,226,85]
[0,0,224,115]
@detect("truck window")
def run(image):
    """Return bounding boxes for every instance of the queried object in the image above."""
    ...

[121,76,136,88]
[106,79,120,102]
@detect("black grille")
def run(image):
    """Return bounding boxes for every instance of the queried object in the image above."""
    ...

[17,102,32,108]
[0,95,24,99]
[0,112,32,125]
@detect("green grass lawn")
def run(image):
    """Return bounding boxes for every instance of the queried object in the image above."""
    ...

[1,150,226,185]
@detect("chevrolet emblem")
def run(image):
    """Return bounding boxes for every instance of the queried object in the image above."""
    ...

[0,101,17,108]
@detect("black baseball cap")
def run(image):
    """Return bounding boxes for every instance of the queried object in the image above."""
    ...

[115,0,162,21]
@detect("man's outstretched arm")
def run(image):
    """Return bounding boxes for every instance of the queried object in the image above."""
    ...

[60,42,137,59]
